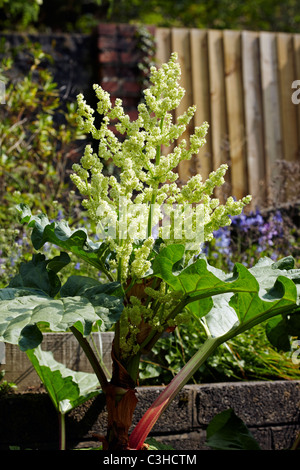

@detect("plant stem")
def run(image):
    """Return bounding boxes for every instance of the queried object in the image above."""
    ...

[126,352,141,383]
[291,431,300,450]
[129,335,222,449]
[70,326,108,391]
[147,117,164,238]
[59,412,66,450]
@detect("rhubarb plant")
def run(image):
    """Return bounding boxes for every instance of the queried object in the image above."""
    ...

[0,53,299,450]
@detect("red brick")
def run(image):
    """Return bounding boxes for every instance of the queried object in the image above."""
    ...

[123,80,140,93]
[117,23,138,37]
[101,80,120,94]
[99,65,119,78]
[98,36,118,50]
[98,50,119,63]
[120,51,143,64]
[120,96,140,108]
[97,23,118,36]
[127,110,139,121]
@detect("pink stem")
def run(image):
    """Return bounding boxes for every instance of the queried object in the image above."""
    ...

[129,336,220,449]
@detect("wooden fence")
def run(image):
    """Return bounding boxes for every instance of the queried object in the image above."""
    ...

[155,28,300,208]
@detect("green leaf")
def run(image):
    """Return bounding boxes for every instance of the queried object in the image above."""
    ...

[130,253,300,450]
[144,437,175,450]
[27,347,100,414]
[0,288,123,349]
[152,245,259,307]
[0,259,124,350]
[205,408,261,450]
[153,245,258,296]
[60,275,124,331]
[8,252,70,297]
[17,204,112,275]
[265,309,300,352]
[152,247,300,336]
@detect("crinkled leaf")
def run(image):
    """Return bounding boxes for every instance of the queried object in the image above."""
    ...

[153,244,258,300]
[17,204,112,273]
[27,347,100,414]
[0,291,100,349]
[130,252,300,450]
[205,408,261,450]
[0,289,123,350]
[60,275,124,331]
[152,246,300,337]
[0,259,124,350]
[8,252,70,297]
[265,309,300,351]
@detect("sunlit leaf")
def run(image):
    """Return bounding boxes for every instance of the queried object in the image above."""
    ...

[27,347,100,414]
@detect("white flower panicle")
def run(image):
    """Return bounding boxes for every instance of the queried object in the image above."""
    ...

[71,52,251,297]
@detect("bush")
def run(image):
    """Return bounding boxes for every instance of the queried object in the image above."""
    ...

[0,38,87,286]
[0,38,86,224]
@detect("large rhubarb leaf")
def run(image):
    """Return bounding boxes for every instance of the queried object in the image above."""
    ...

[16,204,113,277]
[152,244,258,299]
[8,252,70,297]
[129,249,300,449]
[27,347,100,414]
[151,245,300,333]
[205,408,261,450]
[0,255,123,350]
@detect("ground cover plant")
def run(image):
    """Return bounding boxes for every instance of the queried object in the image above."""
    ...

[0,53,300,451]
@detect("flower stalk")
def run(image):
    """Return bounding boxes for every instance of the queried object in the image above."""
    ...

[129,336,221,449]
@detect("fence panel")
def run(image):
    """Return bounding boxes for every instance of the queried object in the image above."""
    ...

[155,28,300,207]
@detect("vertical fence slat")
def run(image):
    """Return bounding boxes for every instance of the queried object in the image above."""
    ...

[208,30,228,169]
[208,30,229,200]
[155,28,172,66]
[171,28,194,183]
[155,28,175,159]
[223,30,247,200]
[242,31,266,208]
[260,32,283,202]
[190,29,212,182]
[277,33,298,162]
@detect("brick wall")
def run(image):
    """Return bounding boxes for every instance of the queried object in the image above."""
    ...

[0,381,299,450]
[97,23,156,122]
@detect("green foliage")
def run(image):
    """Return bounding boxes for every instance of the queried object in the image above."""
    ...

[0,39,85,226]
[16,204,112,277]
[0,0,299,33]
[27,347,100,414]
[205,408,261,450]
[139,320,300,385]
[0,252,123,350]
[0,370,17,396]
[0,0,41,29]
[0,0,109,33]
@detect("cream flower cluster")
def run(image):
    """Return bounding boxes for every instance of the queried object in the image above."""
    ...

[71,52,251,287]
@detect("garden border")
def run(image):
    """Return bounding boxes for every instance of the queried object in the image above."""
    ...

[0,380,299,450]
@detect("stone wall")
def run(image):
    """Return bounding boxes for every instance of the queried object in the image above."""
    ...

[0,381,299,450]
